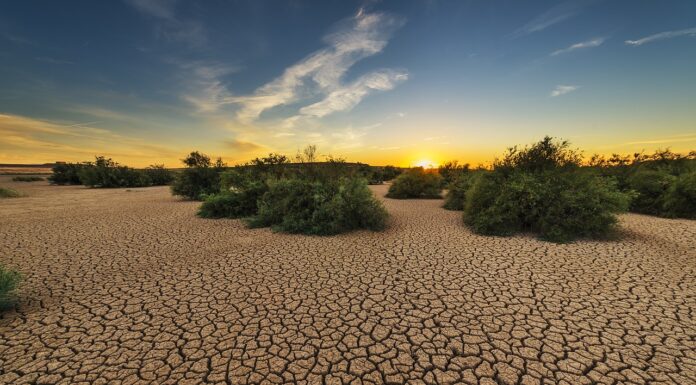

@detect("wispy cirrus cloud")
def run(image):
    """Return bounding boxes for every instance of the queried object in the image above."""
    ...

[176,60,240,113]
[550,85,579,97]
[125,0,206,47]
[232,11,407,124]
[513,0,598,37]
[551,37,605,56]
[625,27,696,46]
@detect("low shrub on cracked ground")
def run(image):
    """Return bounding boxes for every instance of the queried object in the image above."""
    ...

[0,264,21,309]
[0,187,22,198]
[248,177,388,235]
[171,151,226,200]
[463,137,632,243]
[11,176,44,182]
[386,167,443,199]
[443,171,481,211]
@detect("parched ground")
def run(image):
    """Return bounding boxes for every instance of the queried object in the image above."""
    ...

[0,176,694,385]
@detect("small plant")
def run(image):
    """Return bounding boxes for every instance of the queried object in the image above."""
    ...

[198,181,268,219]
[0,187,22,198]
[0,264,21,309]
[11,176,44,182]
[386,167,442,199]
[171,151,226,200]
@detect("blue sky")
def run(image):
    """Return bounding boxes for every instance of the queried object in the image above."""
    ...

[1,0,695,166]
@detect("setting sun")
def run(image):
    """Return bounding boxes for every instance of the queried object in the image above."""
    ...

[413,159,438,169]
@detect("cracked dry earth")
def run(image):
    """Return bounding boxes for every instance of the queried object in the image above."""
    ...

[0,177,695,385]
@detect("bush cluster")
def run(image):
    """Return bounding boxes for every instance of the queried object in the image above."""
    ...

[438,161,470,188]
[11,176,44,182]
[458,137,632,242]
[0,263,21,309]
[49,158,174,188]
[386,167,442,199]
[589,149,696,218]
[0,187,22,198]
[48,162,87,185]
[170,152,226,200]
[443,171,480,210]
[197,147,389,235]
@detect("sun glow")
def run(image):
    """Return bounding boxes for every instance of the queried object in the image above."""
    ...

[413,159,438,169]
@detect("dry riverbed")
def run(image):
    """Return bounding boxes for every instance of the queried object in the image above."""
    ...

[0,176,694,384]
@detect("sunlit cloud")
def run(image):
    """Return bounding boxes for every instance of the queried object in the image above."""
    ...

[551,37,605,56]
[625,27,696,46]
[225,139,265,152]
[550,85,579,97]
[232,11,406,123]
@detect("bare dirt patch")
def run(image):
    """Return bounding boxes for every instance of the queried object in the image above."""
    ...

[1,177,694,384]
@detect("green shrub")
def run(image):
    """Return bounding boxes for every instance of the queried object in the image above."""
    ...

[464,170,630,242]
[381,165,403,181]
[663,171,696,219]
[198,181,268,219]
[48,162,86,185]
[11,176,44,182]
[0,264,21,309]
[627,169,675,215]
[438,160,470,188]
[463,137,632,242]
[248,177,388,235]
[0,187,22,198]
[386,167,442,199]
[443,172,480,211]
[78,156,150,188]
[143,164,174,186]
[171,151,226,200]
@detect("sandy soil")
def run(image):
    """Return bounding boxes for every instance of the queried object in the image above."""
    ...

[0,175,694,385]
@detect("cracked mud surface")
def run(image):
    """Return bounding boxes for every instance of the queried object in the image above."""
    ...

[1,176,695,385]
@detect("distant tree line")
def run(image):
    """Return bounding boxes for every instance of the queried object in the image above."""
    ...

[49,157,174,187]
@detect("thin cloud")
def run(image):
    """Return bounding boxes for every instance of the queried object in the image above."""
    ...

[177,61,241,113]
[513,0,598,37]
[550,85,579,97]
[551,37,605,56]
[125,0,206,47]
[625,27,696,46]
[232,11,406,123]
[226,139,265,152]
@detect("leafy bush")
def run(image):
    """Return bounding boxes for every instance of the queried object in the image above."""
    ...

[443,172,480,211]
[248,177,388,235]
[463,137,632,242]
[198,182,268,219]
[438,160,470,188]
[49,162,87,185]
[143,164,174,186]
[386,167,442,199]
[171,151,226,200]
[78,156,149,188]
[662,171,696,219]
[627,169,675,215]
[12,176,44,182]
[381,165,403,181]
[0,187,22,198]
[0,264,21,309]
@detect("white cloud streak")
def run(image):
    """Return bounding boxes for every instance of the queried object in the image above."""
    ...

[513,0,597,37]
[550,85,579,97]
[551,37,605,56]
[625,27,696,46]
[232,11,406,123]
